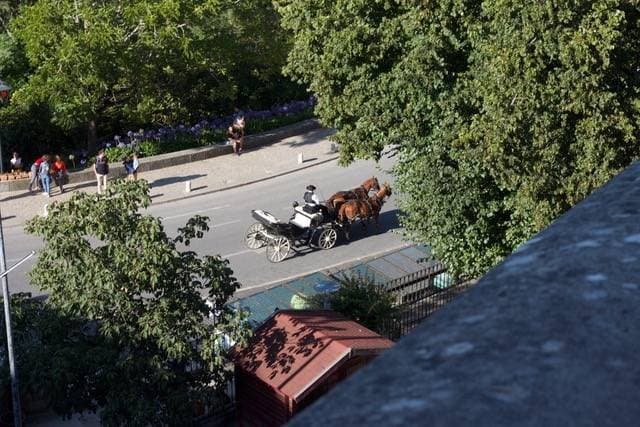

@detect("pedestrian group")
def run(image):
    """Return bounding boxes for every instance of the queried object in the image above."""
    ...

[14,110,246,197]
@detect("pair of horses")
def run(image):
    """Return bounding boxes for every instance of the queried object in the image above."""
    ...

[325,176,392,238]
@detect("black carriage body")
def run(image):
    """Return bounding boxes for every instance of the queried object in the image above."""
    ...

[246,207,342,262]
[251,210,307,241]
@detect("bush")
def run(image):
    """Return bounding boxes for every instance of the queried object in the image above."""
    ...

[244,109,314,134]
[306,274,398,338]
[104,146,135,162]
[100,108,314,167]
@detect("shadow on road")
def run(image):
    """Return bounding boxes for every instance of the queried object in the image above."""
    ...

[68,180,99,193]
[283,128,336,148]
[1,191,32,202]
[340,209,401,243]
[150,174,207,188]
[286,209,400,261]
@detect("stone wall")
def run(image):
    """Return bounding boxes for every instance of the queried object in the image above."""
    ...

[0,119,321,192]
[288,160,640,427]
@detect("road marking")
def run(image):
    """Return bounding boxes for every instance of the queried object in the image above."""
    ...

[160,204,230,221]
[211,220,241,229]
[7,256,37,264]
[221,248,255,258]
[237,242,412,292]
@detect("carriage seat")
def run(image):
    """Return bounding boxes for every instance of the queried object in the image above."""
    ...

[291,205,323,229]
[303,204,319,214]
[252,209,280,225]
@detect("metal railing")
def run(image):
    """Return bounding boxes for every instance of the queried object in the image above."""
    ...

[209,379,236,426]
[382,262,474,340]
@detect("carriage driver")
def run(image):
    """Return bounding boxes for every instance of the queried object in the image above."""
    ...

[304,185,330,221]
[304,185,322,209]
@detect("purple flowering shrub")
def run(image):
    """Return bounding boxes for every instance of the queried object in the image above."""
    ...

[98,97,315,163]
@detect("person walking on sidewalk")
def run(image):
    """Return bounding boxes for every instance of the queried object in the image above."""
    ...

[38,155,51,197]
[51,155,68,194]
[28,155,44,192]
[94,149,109,194]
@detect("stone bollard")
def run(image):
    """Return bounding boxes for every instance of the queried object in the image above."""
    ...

[43,204,49,217]
[297,153,304,164]
[185,180,191,193]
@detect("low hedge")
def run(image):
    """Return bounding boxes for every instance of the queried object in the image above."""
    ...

[104,109,314,163]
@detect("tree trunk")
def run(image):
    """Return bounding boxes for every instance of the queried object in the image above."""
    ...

[87,119,97,154]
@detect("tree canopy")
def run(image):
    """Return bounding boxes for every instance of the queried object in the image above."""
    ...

[1,0,299,154]
[275,0,640,277]
[24,180,249,425]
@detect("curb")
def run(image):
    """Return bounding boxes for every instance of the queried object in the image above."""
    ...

[151,155,340,206]
[0,155,341,229]
[0,119,323,193]
[233,242,414,300]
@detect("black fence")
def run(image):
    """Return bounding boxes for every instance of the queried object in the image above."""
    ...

[382,262,474,340]
[210,380,236,426]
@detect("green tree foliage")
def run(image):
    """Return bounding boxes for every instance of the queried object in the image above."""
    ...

[0,12,29,88]
[23,180,250,426]
[306,274,398,337]
[6,0,296,153]
[275,0,640,278]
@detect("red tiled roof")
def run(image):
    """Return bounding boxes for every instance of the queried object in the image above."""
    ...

[232,310,394,401]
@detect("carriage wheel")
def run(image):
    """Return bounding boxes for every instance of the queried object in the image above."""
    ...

[266,237,291,263]
[317,227,338,250]
[245,223,267,249]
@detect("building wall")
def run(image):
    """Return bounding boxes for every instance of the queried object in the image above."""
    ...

[235,370,290,427]
[295,356,375,414]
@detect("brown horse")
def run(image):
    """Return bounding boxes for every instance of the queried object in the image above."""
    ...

[338,183,392,238]
[326,176,380,214]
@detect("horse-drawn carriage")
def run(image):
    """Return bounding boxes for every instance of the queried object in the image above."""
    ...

[244,202,341,262]
[244,176,392,262]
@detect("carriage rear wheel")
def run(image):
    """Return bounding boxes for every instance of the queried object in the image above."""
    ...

[245,223,267,249]
[317,227,338,250]
[266,237,291,263]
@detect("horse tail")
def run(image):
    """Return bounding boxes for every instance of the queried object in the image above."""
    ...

[338,201,354,224]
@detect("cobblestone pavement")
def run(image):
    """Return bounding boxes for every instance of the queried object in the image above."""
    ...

[0,127,337,227]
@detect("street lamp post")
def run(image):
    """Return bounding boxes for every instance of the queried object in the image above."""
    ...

[0,78,24,427]
[0,79,12,174]
[0,227,34,427]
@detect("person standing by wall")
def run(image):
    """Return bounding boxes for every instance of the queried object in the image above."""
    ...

[123,152,139,181]
[227,115,245,156]
[38,155,51,197]
[28,155,44,193]
[10,152,22,173]
[51,155,68,194]
[94,149,109,194]
[131,152,139,181]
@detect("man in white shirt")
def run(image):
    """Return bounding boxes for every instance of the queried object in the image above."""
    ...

[10,152,22,172]
[303,184,331,222]
[303,185,321,207]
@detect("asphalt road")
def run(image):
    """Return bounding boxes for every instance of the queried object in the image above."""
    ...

[2,155,405,296]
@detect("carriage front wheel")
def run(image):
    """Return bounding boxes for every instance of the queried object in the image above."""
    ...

[245,223,267,249]
[266,237,291,263]
[317,227,338,250]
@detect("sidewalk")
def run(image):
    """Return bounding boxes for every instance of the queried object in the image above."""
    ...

[0,127,337,227]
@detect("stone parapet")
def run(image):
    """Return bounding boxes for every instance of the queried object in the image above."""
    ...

[288,160,640,427]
